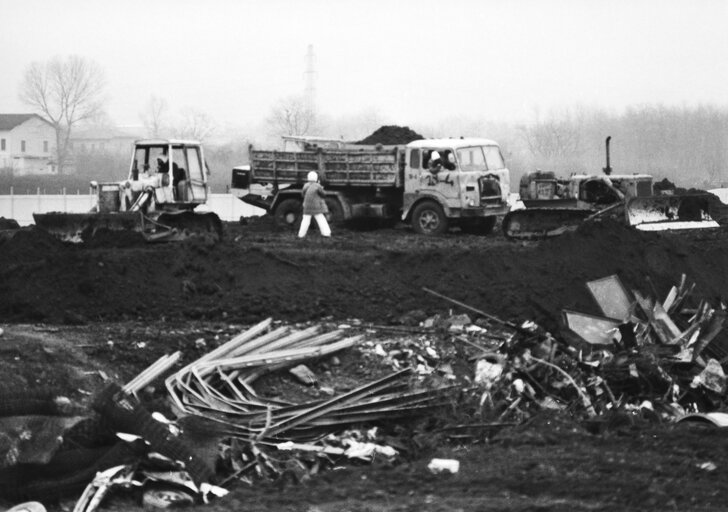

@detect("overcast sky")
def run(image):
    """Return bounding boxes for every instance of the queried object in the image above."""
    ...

[3,0,727,132]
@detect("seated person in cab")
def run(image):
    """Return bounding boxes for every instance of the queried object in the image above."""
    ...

[443,151,457,171]
[428,150,443,173]
[157,153,187,200]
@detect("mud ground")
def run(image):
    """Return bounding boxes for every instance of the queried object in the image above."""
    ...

[2,217,728,510]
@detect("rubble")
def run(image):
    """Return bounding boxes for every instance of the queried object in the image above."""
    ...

[163,318,450,484]
[3,270,728,509]
[425,272,728,426]
[427,458,460,474]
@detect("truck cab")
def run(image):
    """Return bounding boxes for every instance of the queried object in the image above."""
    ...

[402,138,511,234]
[231,136,511,236]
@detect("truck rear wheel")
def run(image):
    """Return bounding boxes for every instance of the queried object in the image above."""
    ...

[411,201,448,235]
[274,198,302,228]
[325,197,344,226]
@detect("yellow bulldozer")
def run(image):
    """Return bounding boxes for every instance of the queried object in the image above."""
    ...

[33,139,222,243]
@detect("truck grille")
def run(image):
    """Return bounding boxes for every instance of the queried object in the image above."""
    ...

[480,176,502,203]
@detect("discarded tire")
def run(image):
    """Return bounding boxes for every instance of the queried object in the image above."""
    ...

[92,383,215,486]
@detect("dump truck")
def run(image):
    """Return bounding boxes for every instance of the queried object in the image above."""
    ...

[34,139,222,243]
[502,137,719,239]
[231,138,511,235]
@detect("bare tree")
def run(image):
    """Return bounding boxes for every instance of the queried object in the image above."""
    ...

[174,108,216,142]
[267,95,318,136]
[141,95,169,138]
[19,55,106,173]
[521,119,582,159]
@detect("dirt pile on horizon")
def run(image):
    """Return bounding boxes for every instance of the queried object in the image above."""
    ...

[1,221,727,333]
[356,125,424,145]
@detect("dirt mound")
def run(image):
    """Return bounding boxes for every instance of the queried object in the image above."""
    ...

[0,217,20,230]
[0,226,65,265]
[88,229,151,248]
[2,220,728,333]
[356,125,424,145]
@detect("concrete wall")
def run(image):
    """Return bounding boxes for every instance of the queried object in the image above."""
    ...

[0,191,264,226]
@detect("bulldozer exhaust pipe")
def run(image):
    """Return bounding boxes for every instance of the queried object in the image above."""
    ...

[603,136,612,176]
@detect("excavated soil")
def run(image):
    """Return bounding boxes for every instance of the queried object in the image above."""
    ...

[3,217,728,333]
[3,217,728,510]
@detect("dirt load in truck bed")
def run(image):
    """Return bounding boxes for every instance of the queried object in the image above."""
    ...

[3,217,728,511]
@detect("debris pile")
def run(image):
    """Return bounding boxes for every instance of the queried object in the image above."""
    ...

[424,273,728,429]
[165,318,450,482]
[4,271,728,509]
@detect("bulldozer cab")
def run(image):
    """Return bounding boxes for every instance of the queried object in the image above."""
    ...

[130,140,209,206]
[608,174,654,199]
[567,174,653,206]
[34,139,221,243]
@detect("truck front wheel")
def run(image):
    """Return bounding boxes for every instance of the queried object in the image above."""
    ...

[411,201,448,235]
[274,198,302,228]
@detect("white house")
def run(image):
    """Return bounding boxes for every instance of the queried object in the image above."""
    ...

[0,114,56,175]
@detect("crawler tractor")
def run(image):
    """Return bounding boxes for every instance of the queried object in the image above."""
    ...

[502,137,719,240]
[34,140,223,243]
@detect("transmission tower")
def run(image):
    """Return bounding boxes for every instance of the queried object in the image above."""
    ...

[304,44,316,109]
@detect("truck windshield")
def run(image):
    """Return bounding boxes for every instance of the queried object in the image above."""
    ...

[456,146,505,172]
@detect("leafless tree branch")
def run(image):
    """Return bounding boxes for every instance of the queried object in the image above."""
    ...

[19,55,106,173]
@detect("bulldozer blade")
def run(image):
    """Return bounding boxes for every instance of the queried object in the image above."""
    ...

[155,211,223,242]
[33,212,145,243]
[625,195,720,231]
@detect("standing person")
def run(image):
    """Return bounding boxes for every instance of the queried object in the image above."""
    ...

[298,171,332,238]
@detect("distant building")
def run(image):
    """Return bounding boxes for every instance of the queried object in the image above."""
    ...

[70,126,142,156]
[0,114,56,175]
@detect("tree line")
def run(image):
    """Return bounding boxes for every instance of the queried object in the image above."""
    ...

[13,55,728,192]
[507,105,728,188]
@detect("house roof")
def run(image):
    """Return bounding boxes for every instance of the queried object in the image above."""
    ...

[72,125,143,141]
[0,114,52,131]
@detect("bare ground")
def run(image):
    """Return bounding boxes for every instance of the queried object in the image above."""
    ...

[2,217,728,511]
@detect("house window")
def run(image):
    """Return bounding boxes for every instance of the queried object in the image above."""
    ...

[1,139,5,151]
[43,141,49,153]
[21,140,26,152]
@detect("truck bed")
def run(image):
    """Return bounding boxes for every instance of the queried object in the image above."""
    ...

[250,148,403,188]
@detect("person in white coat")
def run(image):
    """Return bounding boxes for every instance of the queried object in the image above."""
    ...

[298,171,332,238]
